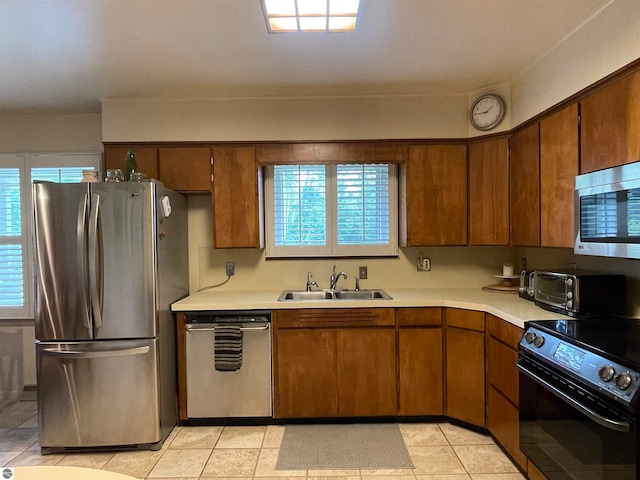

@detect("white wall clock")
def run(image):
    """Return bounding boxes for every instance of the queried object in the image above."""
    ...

[469,94,506,131]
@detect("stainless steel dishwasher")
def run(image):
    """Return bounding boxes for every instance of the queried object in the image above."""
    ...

[185,310,272,418]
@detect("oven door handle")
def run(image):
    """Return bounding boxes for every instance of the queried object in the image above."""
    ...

[517,363,632,433]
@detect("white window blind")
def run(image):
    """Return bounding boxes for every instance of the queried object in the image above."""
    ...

[0,154,100,319]
[0,167,23,308]
[266,163,397,257]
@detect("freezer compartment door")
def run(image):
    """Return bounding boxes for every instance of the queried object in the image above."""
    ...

[33,182,92,341]
[37,339,162,449]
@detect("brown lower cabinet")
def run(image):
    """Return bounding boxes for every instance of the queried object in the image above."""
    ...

[444,308,486,427]
[273,308,396,418]
[181,306,538,475]
[397,308,444,415]
[486,314,527,470]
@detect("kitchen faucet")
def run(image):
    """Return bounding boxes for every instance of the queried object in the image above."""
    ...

[305,272,319,291]
[329,265,347,290]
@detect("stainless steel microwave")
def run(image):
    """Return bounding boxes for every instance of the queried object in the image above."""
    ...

[575,160,640,259]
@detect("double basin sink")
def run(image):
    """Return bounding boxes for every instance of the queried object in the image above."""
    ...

[278,289,392,301]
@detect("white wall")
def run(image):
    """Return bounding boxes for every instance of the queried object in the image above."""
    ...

[0,114,102,153]
[511,0,640,126]
[102,94,469,142]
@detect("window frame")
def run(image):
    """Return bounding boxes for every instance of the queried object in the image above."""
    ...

[264,163,398,258]
[0,153,101,320]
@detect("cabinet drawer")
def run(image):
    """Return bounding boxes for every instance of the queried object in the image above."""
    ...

[487,335,519,406]
[444,308,484,331]
[274,308,395,328]
[487,314,523,348]
[397,307,442,326]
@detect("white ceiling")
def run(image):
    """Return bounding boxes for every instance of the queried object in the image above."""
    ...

[0,0,612,115]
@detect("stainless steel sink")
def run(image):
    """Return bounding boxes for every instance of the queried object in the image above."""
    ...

[333,289,392,300]
[278,291,334,301]
[277,289,392,301]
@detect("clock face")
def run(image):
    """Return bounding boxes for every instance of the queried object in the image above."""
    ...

[470,94,505,131]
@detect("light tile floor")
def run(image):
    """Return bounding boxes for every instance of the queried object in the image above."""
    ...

[0,401,526,479]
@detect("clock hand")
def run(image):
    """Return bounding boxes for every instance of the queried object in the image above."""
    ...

[482,104,494,114]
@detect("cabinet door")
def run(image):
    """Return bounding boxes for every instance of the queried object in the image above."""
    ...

[337,328,396,416]
[402,145,467,246]
[103,146,159,180]
[158,147,211,192]
[212,147,263,248]
[398,327,443,415]
[274,329,338,418]
[469,138,509,245]
[488,385,527,469]
[510,123,540,247]
[540,103,579,248]
[581,70,640,173]
[445,309,485,427]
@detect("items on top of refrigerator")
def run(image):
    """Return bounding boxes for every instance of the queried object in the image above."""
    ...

[125,149,137,181]
[81,169,99,182]
[105,169,124,182]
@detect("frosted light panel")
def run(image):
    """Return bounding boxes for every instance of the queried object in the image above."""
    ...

[262,0,361,33]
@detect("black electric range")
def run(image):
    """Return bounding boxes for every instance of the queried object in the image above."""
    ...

[520,317,640,413]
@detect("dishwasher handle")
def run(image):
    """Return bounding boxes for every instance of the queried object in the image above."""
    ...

[185,323,270,332]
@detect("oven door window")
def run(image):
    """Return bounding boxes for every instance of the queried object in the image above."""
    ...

[580,188,640,242]
[520,368,636,479]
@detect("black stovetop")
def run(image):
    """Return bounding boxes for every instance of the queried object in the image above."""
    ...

[529,317,640,370]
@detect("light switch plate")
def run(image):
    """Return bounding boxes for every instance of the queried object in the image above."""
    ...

[358,266,368,279]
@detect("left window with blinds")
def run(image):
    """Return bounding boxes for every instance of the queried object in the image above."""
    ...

[0,154,101,319]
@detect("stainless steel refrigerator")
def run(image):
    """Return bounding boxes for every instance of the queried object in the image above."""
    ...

[32,181,188,453]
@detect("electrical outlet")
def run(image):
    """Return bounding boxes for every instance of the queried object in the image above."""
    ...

[358,266,368,279]
[521,257,527,270]
[417,258,431,271]
[226,261,235,276]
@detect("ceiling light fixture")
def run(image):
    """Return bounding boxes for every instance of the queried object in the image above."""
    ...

[261,0,361,33]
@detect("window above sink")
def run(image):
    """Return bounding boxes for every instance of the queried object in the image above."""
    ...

[264,164,398,258]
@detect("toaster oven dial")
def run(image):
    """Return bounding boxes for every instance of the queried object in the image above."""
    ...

[598,365,615,382]
[614,373,633,391]
[566,277,574,287]
[566,300,574,310]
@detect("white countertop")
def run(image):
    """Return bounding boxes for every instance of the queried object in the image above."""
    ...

[171,288,568,328]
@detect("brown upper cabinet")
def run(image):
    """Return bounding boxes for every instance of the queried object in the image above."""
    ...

[469,138,510,245]
[510,123,540,247]
[104,146,159,180]
[211,146,264,249]
[539,103,579,248]
[401,144,468,246]
[580,70,640,173]
[158,147,211,192]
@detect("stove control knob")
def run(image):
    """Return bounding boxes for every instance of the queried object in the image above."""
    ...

[614,373,633,391]
[598,365,615,382]
[524,331,537,344]
[533,335,545,348]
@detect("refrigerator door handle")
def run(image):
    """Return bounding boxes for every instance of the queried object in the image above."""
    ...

[88,193,103,329]
[76,193,91,332]
[41,345,150,359]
